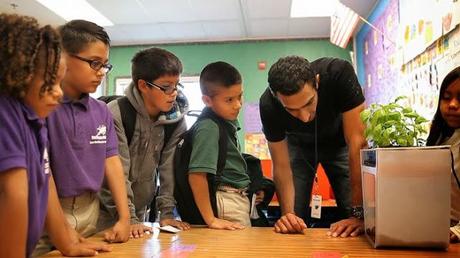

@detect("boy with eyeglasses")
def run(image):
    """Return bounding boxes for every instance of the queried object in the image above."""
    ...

[33,19,131,256]
[98,47,190,237]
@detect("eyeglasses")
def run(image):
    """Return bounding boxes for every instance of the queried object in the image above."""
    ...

[145,80,183,95]
[70,55,113,73]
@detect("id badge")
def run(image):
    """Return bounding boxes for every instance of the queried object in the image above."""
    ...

[311,194,322,219]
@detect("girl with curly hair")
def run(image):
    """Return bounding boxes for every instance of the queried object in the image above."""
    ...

[0,14,110,257]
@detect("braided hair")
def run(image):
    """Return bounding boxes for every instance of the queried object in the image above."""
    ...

[0,14,61,99]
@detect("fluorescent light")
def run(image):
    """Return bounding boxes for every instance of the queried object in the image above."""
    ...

[291,0,338,18]
[35,0,113,26]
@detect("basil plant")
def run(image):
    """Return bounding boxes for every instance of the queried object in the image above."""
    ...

[360,96,429,148]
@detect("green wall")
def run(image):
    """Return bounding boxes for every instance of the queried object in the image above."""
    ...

[107,39,351,146]
[107,39,351,103]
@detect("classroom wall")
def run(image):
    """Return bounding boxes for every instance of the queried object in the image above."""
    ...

[106,39,352,145]
[356,0,460,121]
[107,39,351,107]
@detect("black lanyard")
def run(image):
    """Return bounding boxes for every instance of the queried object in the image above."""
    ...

[450,150,460,189]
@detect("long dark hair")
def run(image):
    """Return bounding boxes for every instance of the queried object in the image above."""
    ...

[426,67,460,145]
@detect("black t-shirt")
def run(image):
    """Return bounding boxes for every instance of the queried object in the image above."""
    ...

[259,57,365,149]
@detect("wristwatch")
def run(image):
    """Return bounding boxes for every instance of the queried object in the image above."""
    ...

[350,206,364,219]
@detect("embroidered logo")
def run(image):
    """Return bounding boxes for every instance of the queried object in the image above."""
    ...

[90,124,107,144]
[43,148,51,175]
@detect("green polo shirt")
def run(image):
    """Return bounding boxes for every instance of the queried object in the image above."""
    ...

[188,118,250,189]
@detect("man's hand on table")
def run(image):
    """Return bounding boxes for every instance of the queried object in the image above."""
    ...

[327,217,364,237]
[274,213,307,234]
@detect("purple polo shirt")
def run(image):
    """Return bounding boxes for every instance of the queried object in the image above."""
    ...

[0,95,50,257]
[47,94,118,197]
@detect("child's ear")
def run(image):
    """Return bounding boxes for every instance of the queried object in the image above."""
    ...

[202,95,212,107]
[137,79,148,93]
[315,74,320,89]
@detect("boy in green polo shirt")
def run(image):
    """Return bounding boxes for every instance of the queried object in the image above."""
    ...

[188,61,251,229]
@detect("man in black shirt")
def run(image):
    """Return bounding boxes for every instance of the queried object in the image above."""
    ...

[260,56,366,237]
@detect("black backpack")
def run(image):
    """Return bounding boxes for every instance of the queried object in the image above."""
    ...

[173,109,275,226]
[98,95,179,222]
[243,153,275,227]
[173,109,229,225]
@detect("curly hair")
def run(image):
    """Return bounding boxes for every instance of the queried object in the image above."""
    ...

[268,56,316,96]
[131,47,182,87]
[0,14,61,99]
[200,61,242,96]
[427,66,460,145]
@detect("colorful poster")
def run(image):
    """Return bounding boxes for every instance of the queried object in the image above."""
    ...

[398,0,459,62]
[360,0,460,123]
[398,25,460,121]
[244,133,270,160]
[243,102,262,133]
[436,27,460,80]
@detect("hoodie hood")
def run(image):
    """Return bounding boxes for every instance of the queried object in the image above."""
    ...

[125,81,189,124]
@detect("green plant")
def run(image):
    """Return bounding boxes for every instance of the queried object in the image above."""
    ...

[360,96,429,148]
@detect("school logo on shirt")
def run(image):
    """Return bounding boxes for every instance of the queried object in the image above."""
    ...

[43,148,51,175]
[90,125,107,144]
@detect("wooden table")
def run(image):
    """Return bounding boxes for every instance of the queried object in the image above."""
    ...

[42,228,460,257]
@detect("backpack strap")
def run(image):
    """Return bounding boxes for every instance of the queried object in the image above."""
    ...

[196,111,229,182]
[163,123,180,148]
[117,97,136,146]
[212,117,228,180]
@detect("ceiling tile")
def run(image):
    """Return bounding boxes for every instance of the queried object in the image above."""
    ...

[249,19,288,38]
[106,23,170,45]
[0,0,65,26]
[202,20,243,39]
[88,0,150,24]
[288,17,331,38]
[161,22,207,40]
[191,0,240,20]
[137,0,198,23]
[0,0,378,45]
[245,0,290,19]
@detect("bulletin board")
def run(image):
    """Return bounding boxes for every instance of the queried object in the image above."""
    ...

[243,102,270,159]
[361,0,400,105]
[357,0,460,121]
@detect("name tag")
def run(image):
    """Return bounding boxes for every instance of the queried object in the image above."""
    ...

[311,194,322,219]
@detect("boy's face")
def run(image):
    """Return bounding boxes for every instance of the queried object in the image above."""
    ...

[138,74,180,117]
[276,82,318,123]
[62,40,110,99]
[203,84,243,121]
[23,57,65,118]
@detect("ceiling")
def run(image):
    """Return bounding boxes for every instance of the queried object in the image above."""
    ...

[0,0,378,46]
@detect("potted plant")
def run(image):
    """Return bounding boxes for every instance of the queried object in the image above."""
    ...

[359,96,451,249]
[360,96,428,148]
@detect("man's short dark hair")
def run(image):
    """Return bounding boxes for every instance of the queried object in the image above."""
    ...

[200,61,242,96]
[268,56,316,96]
[59,20,110,54]
[131,47,182,87]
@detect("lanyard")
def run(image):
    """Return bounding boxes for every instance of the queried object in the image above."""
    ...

[451,150,460,189]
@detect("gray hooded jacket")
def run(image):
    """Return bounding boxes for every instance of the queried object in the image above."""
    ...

[99,82,188,225]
